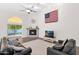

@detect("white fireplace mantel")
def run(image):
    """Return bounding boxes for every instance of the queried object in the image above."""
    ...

[26,27,39,37]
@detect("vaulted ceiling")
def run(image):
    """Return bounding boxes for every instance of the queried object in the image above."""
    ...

[0,3,57,15]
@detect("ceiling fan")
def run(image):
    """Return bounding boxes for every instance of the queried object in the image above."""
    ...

[20,4,40,14]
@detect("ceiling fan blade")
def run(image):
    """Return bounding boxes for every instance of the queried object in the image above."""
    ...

[20,4,30,10]
[20,4,38,13]
[31,10,37,12]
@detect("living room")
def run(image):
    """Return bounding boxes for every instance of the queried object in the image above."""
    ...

[0,3,79,55]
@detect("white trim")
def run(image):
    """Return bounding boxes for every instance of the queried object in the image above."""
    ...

[27,27,39,37]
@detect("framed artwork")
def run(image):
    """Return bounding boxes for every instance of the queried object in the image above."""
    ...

[45,10,58,23]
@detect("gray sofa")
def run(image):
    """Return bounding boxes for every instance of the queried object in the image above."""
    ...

[47,39,76,55]
[0,47,32,55]
[0,39,32,55]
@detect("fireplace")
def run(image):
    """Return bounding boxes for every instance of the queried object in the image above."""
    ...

[29,30,36,35]
[27,27,39,37]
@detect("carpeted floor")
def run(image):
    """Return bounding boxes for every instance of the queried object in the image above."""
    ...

[76,47,79,55]
[23,39,53,55]
[21,37,39,43]
[21,38,79,55]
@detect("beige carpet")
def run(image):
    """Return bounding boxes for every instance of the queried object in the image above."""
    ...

[22,39,79,55]
[76,47,79,55]
[23,39,54,55]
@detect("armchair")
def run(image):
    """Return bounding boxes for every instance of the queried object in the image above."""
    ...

[47,39,76,55]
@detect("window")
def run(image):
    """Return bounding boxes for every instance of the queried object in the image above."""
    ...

[7,24,22,35]
[8,16,22,35]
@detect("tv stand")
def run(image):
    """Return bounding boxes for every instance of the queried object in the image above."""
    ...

[41,37,56,43]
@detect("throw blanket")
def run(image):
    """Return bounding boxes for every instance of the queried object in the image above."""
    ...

[0,37,8,51]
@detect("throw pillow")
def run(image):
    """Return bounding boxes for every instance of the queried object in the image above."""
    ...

[61,39,68,46]
[63,39,74,54]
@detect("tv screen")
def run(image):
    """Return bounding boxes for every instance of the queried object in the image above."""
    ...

[45,31,54,38]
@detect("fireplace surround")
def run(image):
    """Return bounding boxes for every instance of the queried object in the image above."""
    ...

[26,27,39,37]
[29,30,36,35]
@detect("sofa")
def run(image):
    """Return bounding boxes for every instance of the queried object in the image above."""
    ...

[0,47,32,55]
[47,39,76,55]
[0,38,32,55]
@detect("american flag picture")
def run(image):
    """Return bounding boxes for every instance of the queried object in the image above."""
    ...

[45,10,58,23]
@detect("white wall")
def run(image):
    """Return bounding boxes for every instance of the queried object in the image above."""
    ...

[0,11,38,38]
[0,3,79,46]
[36,3,79,46]
[0,12,29,39]
[0,3,31,38]
[0,4,38,39]
[0,13,8,38]
[22,13,40,37]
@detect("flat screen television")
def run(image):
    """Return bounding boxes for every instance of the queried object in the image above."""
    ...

[45,31,54,38]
